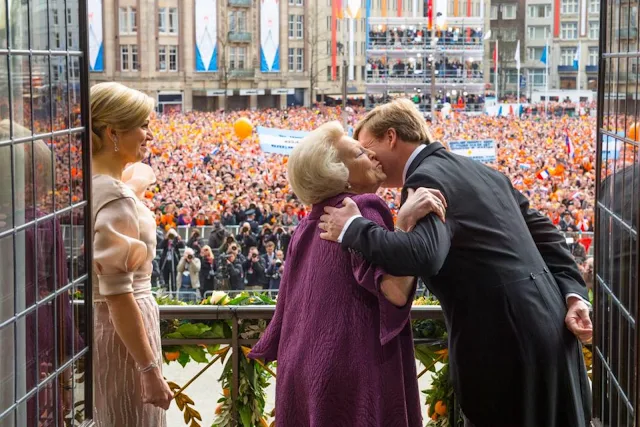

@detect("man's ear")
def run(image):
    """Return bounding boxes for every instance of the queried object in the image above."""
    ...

[387,128,398,149]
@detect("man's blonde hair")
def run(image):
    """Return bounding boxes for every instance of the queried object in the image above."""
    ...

[353,98,433,144]
[287,121,349,206]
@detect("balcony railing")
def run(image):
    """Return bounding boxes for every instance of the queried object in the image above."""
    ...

[157,304,453,425]
[228,31,252,43]
[367,36,484,51]
[365,69,484,84]
[557,65,578,72]
[617,27,639,39]
[586,65,598,72]
[228,0,252,6]
[229,68,255,78]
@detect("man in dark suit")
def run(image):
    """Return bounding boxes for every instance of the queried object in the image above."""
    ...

[318,99,592,427]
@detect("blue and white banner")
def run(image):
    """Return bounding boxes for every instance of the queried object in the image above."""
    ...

[195,0,218,72]
[602,132,623,160]
[260,0,280,72]
[448,140,496,163]
[88,0,104,71]
[257,127,308,155]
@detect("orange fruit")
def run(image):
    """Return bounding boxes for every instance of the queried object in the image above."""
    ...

[164,351,180,361]
[435,400,447,416]
[223,388,230,397]
[215,403,224,414]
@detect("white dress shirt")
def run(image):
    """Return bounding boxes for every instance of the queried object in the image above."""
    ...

[334,143,588,306]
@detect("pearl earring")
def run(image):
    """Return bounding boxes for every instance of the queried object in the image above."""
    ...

[346,183,352,190]
[113,136,119,152]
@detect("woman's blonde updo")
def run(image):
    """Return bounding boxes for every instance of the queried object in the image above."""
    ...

[90,82,155,155]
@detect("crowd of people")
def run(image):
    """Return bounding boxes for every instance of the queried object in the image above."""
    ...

[90,105,600,294]
[366,57,483,81]
[368,25,484,48]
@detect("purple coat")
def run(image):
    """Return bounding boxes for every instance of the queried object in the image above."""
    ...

[250,193,422,427]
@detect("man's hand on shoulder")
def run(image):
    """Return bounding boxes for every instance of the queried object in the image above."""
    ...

[319,197,362,242]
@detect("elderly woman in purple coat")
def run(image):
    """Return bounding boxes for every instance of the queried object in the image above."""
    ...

[249,121,447,426]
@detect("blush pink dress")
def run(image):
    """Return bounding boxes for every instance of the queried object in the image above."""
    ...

[92,163,166,427]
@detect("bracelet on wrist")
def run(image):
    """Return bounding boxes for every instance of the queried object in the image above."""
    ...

[394,226,407,233]
[137,360,159,373]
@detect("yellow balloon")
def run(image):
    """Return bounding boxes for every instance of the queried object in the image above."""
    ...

[234,118,253,140]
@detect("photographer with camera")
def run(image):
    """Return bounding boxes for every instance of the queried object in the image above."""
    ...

[259,224,277,253]
[176,247,201,301]
[236,222,258,257]
[243,246,267,290]
[262,242,277,267]
[274,226,292,256]
[266,249,285,290]
[159,228,184,291]
[199,246,217,295]
[224,252,244,290]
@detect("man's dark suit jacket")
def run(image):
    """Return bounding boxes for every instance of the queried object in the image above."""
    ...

[342,142,591,427]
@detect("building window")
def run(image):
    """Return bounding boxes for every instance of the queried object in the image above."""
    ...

[528,25,551,40]
[52,8,59,25]
[502,4,517,19]
[296,48,304,71]
[289,15,295,38]
[67,31,73,48]
[561,47,577,66]
[326,16,331,31]
[54,32,61,48]
[589,21,599,39]
[229,11,247,32]
[490,5,498,19]
[588,47,598,65]
[327,65,332,80]
[169,46,178,71]
[561,0,578,14]
[528,47,544,61]
[67,7,72,24]
[120,45,130,71]
[561,22,578,39]
[589,0,599,13]
[528,4,551,18]
[119,6,137,34]
[158,7,177,34]
[169,8,178,33]
[502,28,517,42]
[158,45,167,71]
[296,15,304,38]
[296,0,303,5]
[132,45,139,70]
[288,48,295,71]
[529,69,546,86]
[229,47,247,69]
[560,76,576,89]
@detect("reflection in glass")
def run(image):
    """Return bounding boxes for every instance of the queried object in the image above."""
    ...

[30,0,50,51]
[10,54,32,135]
[0,0,6,49]
[33,55,52,135]
[8,0,29,50]
[13,141,35,228]
[69,56,81,127]
[54,135,71,212]
[51,56,69,132]
[71,132,84,204]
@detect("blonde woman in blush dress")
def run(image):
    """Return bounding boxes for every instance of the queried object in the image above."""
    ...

[91,82,172,427]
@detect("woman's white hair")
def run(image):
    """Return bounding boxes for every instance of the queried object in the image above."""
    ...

[287,121,349,206]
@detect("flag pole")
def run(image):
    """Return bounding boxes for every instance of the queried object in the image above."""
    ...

[495,40,499,102]
[516,40,520,102]
[576,41,581,91]
[545,40,549,116]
